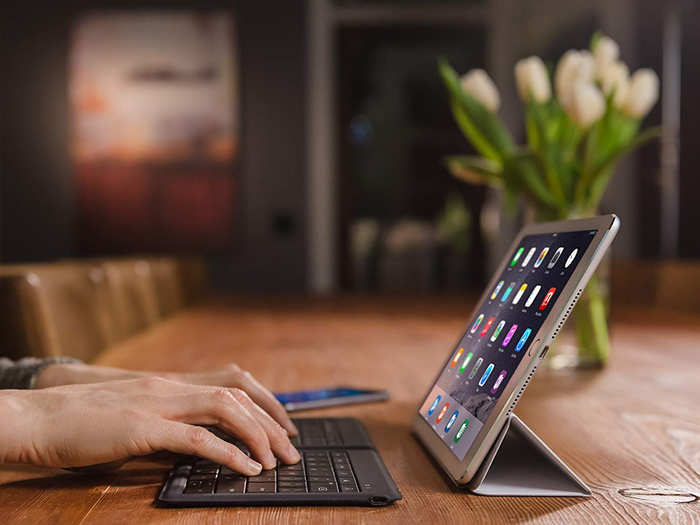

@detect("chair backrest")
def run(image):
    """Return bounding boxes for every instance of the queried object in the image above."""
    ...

[149,258,185,317]
[99,258,161,337]
[0,256,206,361]
[0,265,115,361]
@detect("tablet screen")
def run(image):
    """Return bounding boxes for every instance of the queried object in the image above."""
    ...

[419,229,598,460]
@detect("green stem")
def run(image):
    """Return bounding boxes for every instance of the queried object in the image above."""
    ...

[573,273,610,365]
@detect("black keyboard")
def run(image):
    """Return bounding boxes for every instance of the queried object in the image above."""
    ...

[180,419,358,495]
[157,417,402,506]
[182,450,359,495]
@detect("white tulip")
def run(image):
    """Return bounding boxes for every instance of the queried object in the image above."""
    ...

[460,69,501,112]
[569,82,605,127]
[621,68,659,118]
[555,50,595,111]
[515,56,551,103]
[598,60,629,107]
[593,35,620,73]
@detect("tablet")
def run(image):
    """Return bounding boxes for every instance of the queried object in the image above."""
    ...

[411,215,620,484]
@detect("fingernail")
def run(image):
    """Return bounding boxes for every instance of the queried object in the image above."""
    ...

[288,443,301,462]
[247,459,262,474]
[264,452,277,469]
[288,422,299,436]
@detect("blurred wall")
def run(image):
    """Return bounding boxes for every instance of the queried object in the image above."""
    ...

[0,1,308,291]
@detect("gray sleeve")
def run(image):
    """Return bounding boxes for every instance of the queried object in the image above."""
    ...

[0,357,82,390]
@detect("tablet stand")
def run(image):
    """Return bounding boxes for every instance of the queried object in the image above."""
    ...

[464,414,591,497]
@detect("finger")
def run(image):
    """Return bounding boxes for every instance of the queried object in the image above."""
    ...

[156,420,263,476]
[157,389,278,470]
[236,371,298,436]
[229,389,301,465]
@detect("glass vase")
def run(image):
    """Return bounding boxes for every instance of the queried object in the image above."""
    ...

[548,250,612,369]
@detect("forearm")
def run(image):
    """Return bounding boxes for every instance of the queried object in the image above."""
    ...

[33,363,153,389]
[0,391,33,464]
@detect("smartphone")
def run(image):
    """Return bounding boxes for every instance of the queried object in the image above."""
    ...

[275,387,389,412]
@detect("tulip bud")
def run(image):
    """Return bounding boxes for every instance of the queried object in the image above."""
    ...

[598,60,629,108]
[569,82,605,127]
[460,69,501,112]
[621,68,659,118]
[515,56,551,103]
[555,50,595,111]
[593,35,620,73]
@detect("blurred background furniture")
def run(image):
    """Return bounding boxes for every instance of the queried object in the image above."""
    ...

[0,258,207,361]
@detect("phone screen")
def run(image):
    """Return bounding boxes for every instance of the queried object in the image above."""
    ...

[275,388,375,404]
[418,229,598,460]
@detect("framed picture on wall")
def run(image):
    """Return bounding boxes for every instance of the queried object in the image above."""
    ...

[70,10,239,253]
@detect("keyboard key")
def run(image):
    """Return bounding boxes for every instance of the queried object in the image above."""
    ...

[340,484,358,493]
[192,465,219,474]
[184,479,214,494]
[309,483,337,493]
[216,478,245,494]
[279,487,307,493]
[246,482,276,493]
[308,475,334,482]
[248,470,276,483]
[189,472,216,481]
[278,481,306,489]
[278,476,305,483]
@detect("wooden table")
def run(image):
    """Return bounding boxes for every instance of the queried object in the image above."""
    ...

[2,296,699,524]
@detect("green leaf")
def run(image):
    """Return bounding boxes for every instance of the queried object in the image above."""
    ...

[444,155,503,187]
[585,126,661,208]
[449,99,502,163]
[505,152,561,210]
[438,59,516,163]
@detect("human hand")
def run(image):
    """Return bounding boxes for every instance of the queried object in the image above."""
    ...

[34,362,297,436]
[0,377,300,474]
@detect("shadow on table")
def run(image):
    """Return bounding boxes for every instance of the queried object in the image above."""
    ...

[0,457,172,490]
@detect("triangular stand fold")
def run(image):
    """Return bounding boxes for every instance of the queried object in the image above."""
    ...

[464,414,591,497]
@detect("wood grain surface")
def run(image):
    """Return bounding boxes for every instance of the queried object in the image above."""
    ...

[1,296,699,524]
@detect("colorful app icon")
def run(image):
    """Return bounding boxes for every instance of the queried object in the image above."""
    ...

[490,280,504,300]
[539,287,556,310]
[502,324,518,347]
[444,410,459,433]
[525,284,542,307]
[514,328,532,352]
[490,320,505,342]
[435,402,450,423]
[534,247,549,268]
[510,247,524,267]
[490,370,508,394]
[458,352,474,373]
[428,395,441,415]
[564,248,578,268]
[547,247,564,269]
[501,282,516,302]
[470,314,484,334]
[521,247,536,267]
[512,283,528,305]
[480,317,495,337]
[454,419,470,442]
[478,363,495,387]
[450,348,464,368]
[467,357,484,380]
